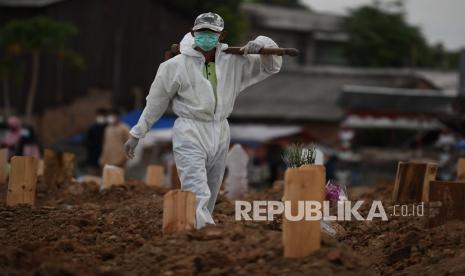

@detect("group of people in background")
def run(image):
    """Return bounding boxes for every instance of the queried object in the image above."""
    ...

[83,108,130,174]
[0,116,41,160]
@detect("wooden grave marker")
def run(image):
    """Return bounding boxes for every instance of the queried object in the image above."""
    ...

[6,156,39,206]
[102,164,125,189]
[283,165,325,258]
[0,148,8,184]
[37,159,44,177]
[43,149,75,189]
[162,189,196,234]
[426,181,465,228]
[392,161,437,203]
[457,158,465,181]
[145,165,165,187]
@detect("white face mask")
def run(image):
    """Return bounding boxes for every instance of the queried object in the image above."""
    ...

[107,115,117,125]
[96,116,106,124]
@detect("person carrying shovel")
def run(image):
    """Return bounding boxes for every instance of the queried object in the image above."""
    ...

[124,12,282,228]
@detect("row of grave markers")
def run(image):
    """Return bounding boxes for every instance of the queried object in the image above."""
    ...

[5,147,463,258]
[392,158,465,228]
[2,147,326,258]
[2,149,181,205]
[3,148,187,237]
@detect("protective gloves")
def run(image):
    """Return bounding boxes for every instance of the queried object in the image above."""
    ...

[240,39,265,55]
[124,136,139,159]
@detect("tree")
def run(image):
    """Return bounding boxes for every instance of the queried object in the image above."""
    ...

[0,39,25,118]
[0,17,83,122]
[345,5,431,67]
[0,58,15,118]
[0,61,12,117]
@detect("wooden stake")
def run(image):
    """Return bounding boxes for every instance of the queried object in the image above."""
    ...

[43,149,75,189]
[171,163,181,190]
[163,189,196,234]
[283,165,325,258]
[6,156,39,206]
[145,165,165,187]
[457,158,465,181]
[427,181,465,227]
[37,159,44,177]
[392,161,437,203]
[102,164,125,189]
[0,148,8,184]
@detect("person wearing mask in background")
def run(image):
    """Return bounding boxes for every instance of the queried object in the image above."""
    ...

[99,109,130,168]
[84,108,108,173]
[1,116,40,159]
[2,116,23,159]
[124,12,282,228]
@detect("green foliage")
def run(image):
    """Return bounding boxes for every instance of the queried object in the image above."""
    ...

[428,43,460,70]
[0,17,84,119]
[1,16,78,53]
[0,16,84,73]
[346,6,427,67]
[283,143,316,168]
[162,0,248,45]
[0,16,84,68]
[0,56,24,86]
[59,49,85,69]
[346,6,458,69]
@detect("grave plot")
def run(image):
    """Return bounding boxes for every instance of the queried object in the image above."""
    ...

[1,148,465,275]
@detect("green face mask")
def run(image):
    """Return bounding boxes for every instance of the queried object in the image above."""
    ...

[194,31,220,51]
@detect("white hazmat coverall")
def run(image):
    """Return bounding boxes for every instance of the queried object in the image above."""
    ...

[130,33,282,228]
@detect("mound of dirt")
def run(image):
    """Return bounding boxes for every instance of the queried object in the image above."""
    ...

[1,181,372,275]
[3,177,465,275]
[336,181,465,275]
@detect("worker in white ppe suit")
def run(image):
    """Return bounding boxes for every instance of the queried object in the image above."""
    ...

[124,12,282,228]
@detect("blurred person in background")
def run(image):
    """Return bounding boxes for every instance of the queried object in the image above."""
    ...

[1,116,40,159]
[325,154,339,182]
[83,108,107,173]
[248,145,271,189]
[99,109,130,168]
[124,12,282,228]
[267,143,285,184]
[0,116,7,142]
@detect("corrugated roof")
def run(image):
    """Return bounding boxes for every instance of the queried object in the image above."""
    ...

[241,3,345,33]
[232,67,422,122]
[416,70,459,93]
[0,0,65,7]
[339,85,455,114]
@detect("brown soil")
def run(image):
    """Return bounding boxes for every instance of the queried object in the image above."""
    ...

[1,179,464,275]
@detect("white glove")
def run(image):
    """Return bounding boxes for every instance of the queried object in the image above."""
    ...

[240,39,265,55]
[124,136,139,159]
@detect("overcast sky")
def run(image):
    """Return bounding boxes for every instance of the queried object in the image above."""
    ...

[302,0,465,51]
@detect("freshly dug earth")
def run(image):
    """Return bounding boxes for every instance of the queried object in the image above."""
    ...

[1,180,370,275]
[1,179,465,275]
[339,184,465,276]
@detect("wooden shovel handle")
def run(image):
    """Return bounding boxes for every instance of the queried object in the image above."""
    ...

[166,44,300,60]
[225,47,300,56]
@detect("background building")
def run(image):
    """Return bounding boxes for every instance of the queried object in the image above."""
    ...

[241,3,348,66]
